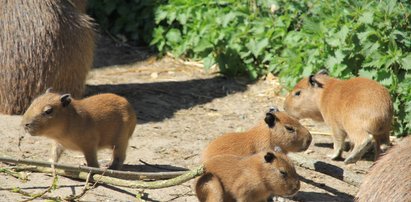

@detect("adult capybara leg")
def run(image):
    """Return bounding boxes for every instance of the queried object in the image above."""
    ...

[83,147,99,168]
[196,173,224,202]
[109,142,128,170]
[373,136,382,161]
[329,128,347,161]
[345,134,374,164]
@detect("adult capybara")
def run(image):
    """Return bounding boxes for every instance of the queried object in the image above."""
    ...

[284,70,393,164]
[0,0,95,114]
[202,107,312,162]
[196,150,300,202]
[21,90,137,169]
[356,136,411,201]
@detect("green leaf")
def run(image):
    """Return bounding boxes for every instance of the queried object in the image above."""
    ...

[246,38,269,58]
[166,29,181,44]
[400,54,411,70]
[358,11,373,24]
[358,69,377,79]
[193,38,213,53]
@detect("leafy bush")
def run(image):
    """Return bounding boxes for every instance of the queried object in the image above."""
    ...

[87,0,165,45]
[151,0,410,136]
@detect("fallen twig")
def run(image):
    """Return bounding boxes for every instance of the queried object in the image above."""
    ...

[0,156,186,180]
[16,165,204,189]
[288,153,362,186]
[0,167,29,181]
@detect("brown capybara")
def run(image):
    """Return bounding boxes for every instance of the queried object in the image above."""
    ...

[284,69,393,164]
[0,0,95,114]
[202,107,312,162]
[355,136,411,201]
[21,90,137,169]
[196,149,300,202]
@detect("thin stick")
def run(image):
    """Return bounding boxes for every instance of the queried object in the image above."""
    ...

[0,156,186,180]
[138,159,188,172]
[64,164,108,201]
[20,166,59,202]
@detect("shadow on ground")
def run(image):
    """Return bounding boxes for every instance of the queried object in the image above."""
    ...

[295,176,354,202]
[85,76,250,124]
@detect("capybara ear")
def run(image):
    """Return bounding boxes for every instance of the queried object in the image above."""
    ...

[265,113,276,128]
[45,87,53,93]
[60,94,72,107]
[264,152,276,163]
[316,69,329,75]
[308,75,324,88]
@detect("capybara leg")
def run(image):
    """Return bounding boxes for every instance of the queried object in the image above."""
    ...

[344,134,374,164]
[108,143,127,170]
[51,142,65,164]
[83,148,99,168]
[329,129,347,160]
[196,173,224,202]
[373,136,382,161]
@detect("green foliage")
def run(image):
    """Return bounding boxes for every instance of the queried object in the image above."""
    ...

[87,0,165,45]
[151,0,411,136]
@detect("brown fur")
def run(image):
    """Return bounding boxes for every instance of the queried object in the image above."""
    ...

[21,91,137,170]
[196,150,300,202]
[284,70,393,164]
[355,136,411,201]
[0,0,95,114]
[202,109,312,162]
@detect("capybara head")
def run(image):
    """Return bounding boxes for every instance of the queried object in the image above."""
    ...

[283,70,330,121]
[21,90,72,136]
[261,150,300,196]
[265,107,312,152]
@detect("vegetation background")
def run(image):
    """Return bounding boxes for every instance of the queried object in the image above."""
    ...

[87,0,411,137]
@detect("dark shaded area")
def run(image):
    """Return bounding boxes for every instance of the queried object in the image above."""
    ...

[86,0,162,46]
[313,161,345,181]
[92,34,154,68]
[314,142,351,152]
[85,76,249,124]
[294,176,354,202]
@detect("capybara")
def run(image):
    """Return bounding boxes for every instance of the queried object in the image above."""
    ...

[21,90,136,169]
[202,107,312,162]
[284,69,393,164]
[196,150,300,202]
[356,136,411,201]
[0,0,95,114]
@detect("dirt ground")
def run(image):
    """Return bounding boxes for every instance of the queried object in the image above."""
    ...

[0,35,397,201]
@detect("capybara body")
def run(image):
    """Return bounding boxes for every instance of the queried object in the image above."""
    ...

[284,70,393,164]
[202,107,312,162]
[196,150,300,202]
[0,0,95,114]
[356,136,411,201]
[21,91,137,169]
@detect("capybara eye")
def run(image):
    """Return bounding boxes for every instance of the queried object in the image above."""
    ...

[285,125,295,133]
[280,170,288,178]
[43,107,53,115]
[294,91,301,96]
